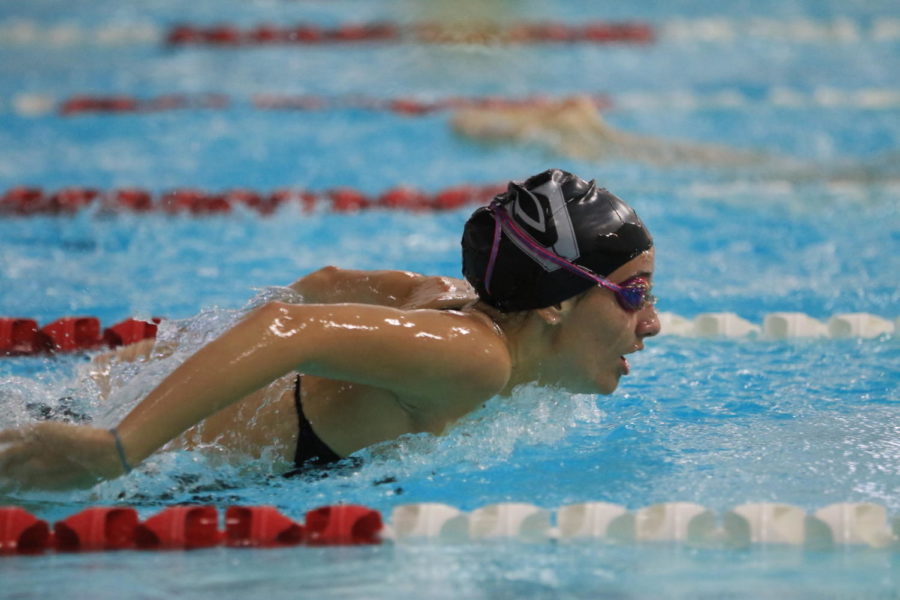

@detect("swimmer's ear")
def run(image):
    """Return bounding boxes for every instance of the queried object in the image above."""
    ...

[534,301,573,326]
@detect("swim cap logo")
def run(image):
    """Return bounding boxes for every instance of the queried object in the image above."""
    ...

[509,178,580,272]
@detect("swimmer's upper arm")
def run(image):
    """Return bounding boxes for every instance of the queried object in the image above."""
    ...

[114,301,507,465]
[277,302,509,402]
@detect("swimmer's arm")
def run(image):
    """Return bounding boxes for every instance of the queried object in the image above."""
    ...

[115,302,508,468]
[289,266,476,310]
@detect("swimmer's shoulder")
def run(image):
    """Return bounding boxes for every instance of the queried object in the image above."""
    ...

[396,306,511,412]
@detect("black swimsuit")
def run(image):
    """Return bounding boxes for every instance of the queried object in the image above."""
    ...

[291,375,342,470]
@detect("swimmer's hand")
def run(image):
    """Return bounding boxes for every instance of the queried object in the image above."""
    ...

[0,422,125,492]
[401,276,478,311]
[291,267,477,311]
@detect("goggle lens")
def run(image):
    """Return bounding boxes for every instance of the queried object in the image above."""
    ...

[613,277,656,312]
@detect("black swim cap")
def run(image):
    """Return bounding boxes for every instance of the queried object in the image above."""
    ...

[461,169,653,312]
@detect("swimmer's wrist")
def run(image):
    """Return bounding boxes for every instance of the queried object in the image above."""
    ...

[108,428,133,475]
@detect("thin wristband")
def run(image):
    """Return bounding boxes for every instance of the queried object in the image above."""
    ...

[109,428,133,474]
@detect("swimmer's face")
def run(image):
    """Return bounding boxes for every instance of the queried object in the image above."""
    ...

[545,249,660,394]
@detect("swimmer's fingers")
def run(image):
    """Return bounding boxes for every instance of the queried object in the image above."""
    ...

[402,276,478,310]
[0,428,44,489]
[0,423,121,491]
[92,338,158,366]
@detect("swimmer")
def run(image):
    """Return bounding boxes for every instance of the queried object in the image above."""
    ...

[452,95,771,167]
[0,169,660,491]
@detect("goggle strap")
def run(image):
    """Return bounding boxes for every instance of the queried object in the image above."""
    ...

[483,209,503,295]
[490,202,625,297]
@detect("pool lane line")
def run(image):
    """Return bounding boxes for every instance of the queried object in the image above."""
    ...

[2,17,899,48]
[2,502,898,554]
[0,184,507,215]
[2,313,895,358]
[162,21,655,46]
[10,88,900,118]
[52,92,612,117]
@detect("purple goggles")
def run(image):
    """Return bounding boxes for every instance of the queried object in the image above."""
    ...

[485,201,656,312]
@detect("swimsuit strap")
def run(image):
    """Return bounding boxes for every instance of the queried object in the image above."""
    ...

[291,375,342,471]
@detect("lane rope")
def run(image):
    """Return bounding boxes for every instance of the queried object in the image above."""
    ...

[160,21,655,46]
[54,92,611,116]
[0,184,506,215]
[2,17,899,48]
[1,312,894,358]
[1,501,897,554]
[8,88,900,118]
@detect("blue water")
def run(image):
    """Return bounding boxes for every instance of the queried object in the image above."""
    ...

[1,0,899,598]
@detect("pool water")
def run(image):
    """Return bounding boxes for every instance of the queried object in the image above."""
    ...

[1,0,898,598]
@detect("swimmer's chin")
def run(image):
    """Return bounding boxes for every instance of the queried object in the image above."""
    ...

[547,377,619,396]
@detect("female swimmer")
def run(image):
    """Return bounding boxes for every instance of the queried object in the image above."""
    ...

[0,168,660,491]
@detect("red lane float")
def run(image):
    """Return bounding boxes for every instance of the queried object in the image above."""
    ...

[305,505,383,546]
[1,317,158,356]
[135,506,222,550]
[102,318,159,348]
[164,21,654,46]
[0,318,48,355]
[41,317,102,352]
[0,507,51,555]
[225,506,304,548]
[1,183,504,216]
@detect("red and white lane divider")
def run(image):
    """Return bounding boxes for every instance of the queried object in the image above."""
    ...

[2,312,894,358]
[10,88,900,118]
[162,21,655,46]
[1,18,898,49]
[49,92,611,117]
[0,184,505,216]
[2,501,897,555]
[0,317,158,356]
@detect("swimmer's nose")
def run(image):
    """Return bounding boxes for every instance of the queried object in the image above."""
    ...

[637,305,661,340]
